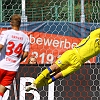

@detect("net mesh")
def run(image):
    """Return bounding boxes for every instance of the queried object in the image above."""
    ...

[4,64,99,100]
[1,0,100,100]
[1,0,100,22]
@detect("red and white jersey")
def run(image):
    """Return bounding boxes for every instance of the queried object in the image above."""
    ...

[0,29,30,71]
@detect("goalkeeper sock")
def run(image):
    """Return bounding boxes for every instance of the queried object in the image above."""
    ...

[33,67,52,85]
[36,78,49,88]
[36,75,55,88]
[35,76,56,88]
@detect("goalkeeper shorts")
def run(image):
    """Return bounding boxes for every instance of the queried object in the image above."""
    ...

[55,49,82,77]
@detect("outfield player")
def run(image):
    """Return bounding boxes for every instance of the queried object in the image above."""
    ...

[0,14,30,100]
[26,28,100,91]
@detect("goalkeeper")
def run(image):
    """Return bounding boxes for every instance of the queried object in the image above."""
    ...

[26,28,100,91]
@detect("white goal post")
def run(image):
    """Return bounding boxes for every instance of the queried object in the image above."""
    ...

[21,0,27,22]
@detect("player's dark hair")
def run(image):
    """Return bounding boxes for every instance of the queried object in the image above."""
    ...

[10,14,21,27]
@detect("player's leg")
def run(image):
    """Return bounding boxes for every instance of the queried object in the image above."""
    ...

[0,69,7,100]
[0,85,7,100]
[35,65,75,88]
[25,50,72,91]
[32,50,70,88]
[0,69,17,99]
[26,63,72,91]
[33,64,60,85]
[0,69,5,100]
[34,67,62,88]
[48,65,76,85]
[48,71,63,84]
[25,65,75,91]
[25,63,61,91]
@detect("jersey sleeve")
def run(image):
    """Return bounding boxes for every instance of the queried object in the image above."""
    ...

[0,31,8,45]
[24,36,30,52]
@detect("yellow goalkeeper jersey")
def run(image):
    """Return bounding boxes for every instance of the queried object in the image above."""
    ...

[74,28,100,63]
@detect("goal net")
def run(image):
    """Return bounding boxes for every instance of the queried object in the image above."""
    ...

[0,0,100,100]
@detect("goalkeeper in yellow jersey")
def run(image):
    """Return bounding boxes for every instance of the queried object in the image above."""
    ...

[26,28,100,91]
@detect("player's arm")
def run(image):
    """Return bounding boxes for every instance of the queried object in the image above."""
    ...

[0,31,8,51]
[20,51,29,62]
[20,35,30,62]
